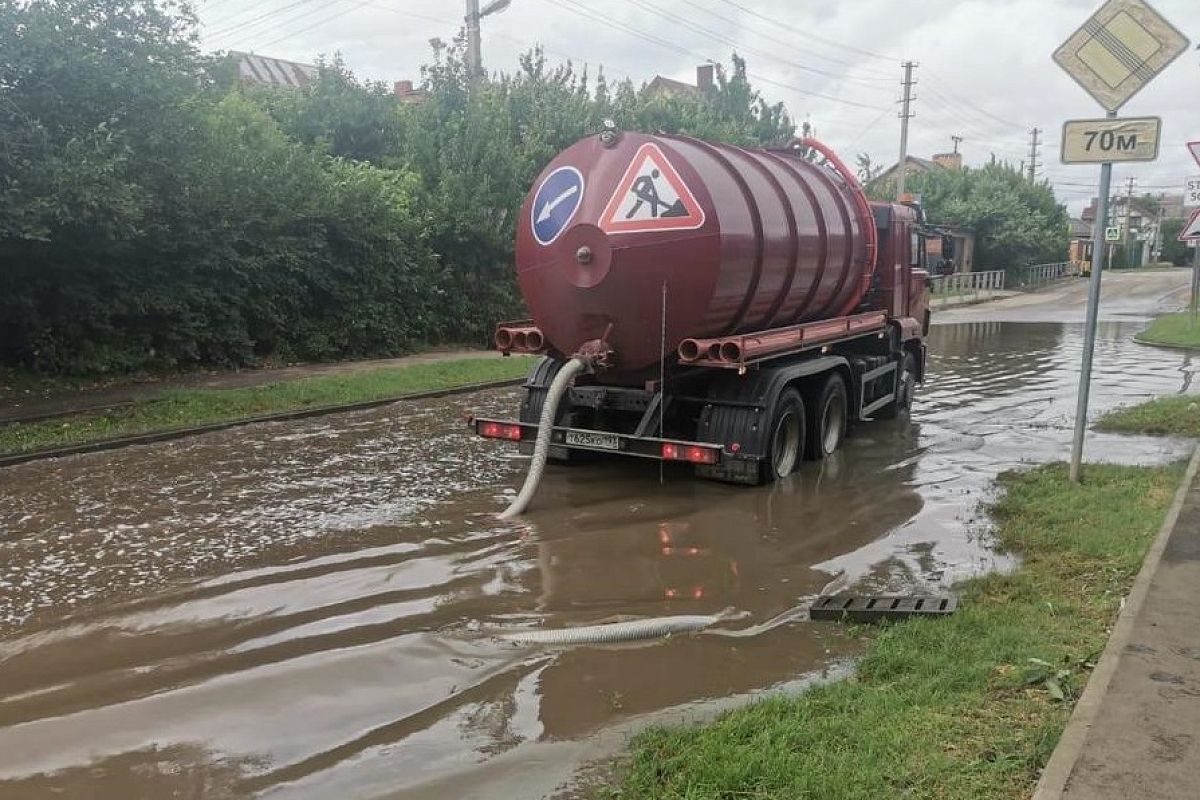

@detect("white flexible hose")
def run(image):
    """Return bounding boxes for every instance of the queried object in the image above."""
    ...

[497,608,748,645]
[498,614,722,645]
[498,357,590,519]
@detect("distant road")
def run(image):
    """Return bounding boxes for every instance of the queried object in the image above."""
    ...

[934,269,1192,325]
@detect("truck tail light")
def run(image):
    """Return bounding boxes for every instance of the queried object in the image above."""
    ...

[480,422,522,440]
[661,443,719,464]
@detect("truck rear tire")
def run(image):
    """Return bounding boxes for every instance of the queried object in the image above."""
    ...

[804,373,847,461]
[876,351,917,420]
[760,388,806,483]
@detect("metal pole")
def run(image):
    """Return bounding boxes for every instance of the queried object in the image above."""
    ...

[1191,243,1200,323]
[465,0,482,77]
[1069,111,1116,484]
[895,61,916,200]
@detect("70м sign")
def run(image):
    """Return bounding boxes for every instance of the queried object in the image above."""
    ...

[1061,117,1161,163]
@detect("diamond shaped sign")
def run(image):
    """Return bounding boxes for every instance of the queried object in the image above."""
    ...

[1053,0,1189,112]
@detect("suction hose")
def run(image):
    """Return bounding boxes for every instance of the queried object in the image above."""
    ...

[498,356,591,519]
[497,608,746,646]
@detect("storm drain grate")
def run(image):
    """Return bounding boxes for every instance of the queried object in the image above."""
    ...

[809,594,958,623]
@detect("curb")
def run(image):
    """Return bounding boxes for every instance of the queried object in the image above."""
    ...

[0,377,524,469]
[1031,443,1200,799]
[1131,333,1200,352]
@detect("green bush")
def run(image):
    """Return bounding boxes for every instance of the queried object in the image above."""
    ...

[0,2,793,375]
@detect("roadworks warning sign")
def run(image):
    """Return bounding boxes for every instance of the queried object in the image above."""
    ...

[599,143,705,234]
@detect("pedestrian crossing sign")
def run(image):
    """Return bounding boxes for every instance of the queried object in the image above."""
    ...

[600,143,705,234]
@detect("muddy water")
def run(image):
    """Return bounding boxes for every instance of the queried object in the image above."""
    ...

[0,318,1196,799]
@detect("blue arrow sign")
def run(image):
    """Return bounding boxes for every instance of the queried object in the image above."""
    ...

[531,166,584,245]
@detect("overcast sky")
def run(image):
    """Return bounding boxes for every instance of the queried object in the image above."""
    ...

[197,0,1199,214]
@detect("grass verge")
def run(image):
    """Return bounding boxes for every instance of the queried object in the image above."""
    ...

[1134,312,1200,350]
[0,356,532,455]
[1097,395,1200,438]
[610,462,1182,800]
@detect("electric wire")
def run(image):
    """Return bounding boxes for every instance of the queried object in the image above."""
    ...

[623,0,893,89]
[549,0,890,111]
[713,0,899,64]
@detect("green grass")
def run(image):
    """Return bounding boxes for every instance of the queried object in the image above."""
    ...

[609,462,1182,800]
[1134,312,1200,350]
[1097,395,1200,438]
[0,356,533,455]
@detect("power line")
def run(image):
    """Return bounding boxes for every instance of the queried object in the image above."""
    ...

[624,0,892,90]
[677,0,895,81]
[218,0,345,50]
[256,0,368,50]
[547,0,891,111]
[712,0,899,64]
[205,0,320,40]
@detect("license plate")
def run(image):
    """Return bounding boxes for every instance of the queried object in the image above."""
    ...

[565,430,620,450]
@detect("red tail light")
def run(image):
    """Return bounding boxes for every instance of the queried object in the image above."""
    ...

[480,422,522,440]
[661,442,719,464]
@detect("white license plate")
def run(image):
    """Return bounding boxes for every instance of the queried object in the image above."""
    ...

[565,430,620,450]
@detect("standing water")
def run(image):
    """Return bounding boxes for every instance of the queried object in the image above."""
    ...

[0,278,1196,798]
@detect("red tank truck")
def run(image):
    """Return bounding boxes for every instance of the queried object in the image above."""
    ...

[473,126,931,485]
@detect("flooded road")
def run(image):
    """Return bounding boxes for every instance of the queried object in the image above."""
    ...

[0,271,1196,799]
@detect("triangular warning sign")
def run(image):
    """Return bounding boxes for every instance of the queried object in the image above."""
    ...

[1179,208,1200,242]
[599,143,705,234]
[1189,141,1200,170]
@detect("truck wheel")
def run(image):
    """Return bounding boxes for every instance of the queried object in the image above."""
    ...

[804,373,847,460]
[876,351,917,420]
[760,388,805,483]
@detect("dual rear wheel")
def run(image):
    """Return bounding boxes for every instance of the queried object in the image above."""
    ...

[760,373,848,483]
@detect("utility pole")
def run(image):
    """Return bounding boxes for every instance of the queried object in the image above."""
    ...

[895,61,917,200]
[1123,176,1132,245]
[951,134,963,154]
[463,0,511,78]
[465,0,481,77]
[1122,176,1136,266]
[1026,127,1041,182]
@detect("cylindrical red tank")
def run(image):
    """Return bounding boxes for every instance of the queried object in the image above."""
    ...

[515,131,876,372]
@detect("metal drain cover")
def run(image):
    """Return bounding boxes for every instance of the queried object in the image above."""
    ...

[809,594,958,623]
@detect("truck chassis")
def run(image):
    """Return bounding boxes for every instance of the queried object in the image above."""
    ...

[474,318,925,485]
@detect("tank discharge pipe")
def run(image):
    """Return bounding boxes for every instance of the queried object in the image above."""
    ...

[498,356,591,519]
[498,609,746,645]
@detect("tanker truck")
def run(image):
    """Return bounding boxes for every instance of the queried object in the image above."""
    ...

[473,126,930,488]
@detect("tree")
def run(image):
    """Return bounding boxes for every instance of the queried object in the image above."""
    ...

[873,163,1069,270]
[1161,218,1191,266]
[856,153,882,185]
[0,1,799,375]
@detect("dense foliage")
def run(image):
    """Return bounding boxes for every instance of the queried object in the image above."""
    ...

[0,0,792,375]
[1160,218,1191,266]
[869,163,1071,270]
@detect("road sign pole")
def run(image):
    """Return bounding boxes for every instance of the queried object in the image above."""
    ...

[1069,111,1116,485]
[1192,244,1200,322]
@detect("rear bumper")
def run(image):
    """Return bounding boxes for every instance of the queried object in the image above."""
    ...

[472,417,724,461]
[472,416,763,484]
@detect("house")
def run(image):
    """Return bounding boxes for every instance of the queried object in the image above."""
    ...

[393,80,428,104]
[1068,217,1093,264]
[872,155,945,189]
[229,51,318,88]
[645,64,715,98]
